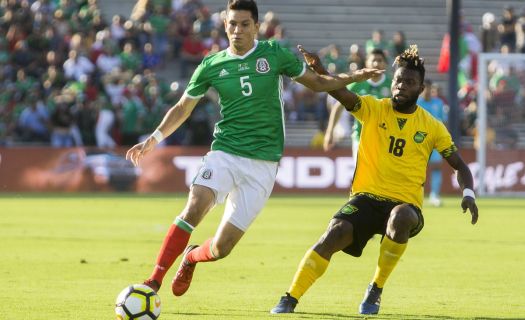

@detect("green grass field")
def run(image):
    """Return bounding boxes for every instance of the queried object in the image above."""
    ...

[1,194,524,320]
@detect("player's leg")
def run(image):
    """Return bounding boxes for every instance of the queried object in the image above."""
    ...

[360,204,424,314]
[271,218,353,314]
[171,220,245,296]
[172,154,277,296]
[144,151,234,292]
[144,184,215,292]
[272,193,384,314]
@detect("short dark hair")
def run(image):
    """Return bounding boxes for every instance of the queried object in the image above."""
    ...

[393,44,425,83]
[369,48,387,60]
[228,0,259,23]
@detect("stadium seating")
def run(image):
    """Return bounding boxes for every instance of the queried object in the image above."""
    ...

[201,0,525,82]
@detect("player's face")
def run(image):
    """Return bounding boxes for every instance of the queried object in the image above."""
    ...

[225,9,259,54]
[366,53,387,70]
[391,67,424,112]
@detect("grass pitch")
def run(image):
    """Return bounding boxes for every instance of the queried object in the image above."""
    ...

[1,194,524,319]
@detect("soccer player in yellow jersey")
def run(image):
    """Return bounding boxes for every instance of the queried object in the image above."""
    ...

[271,45,479,315]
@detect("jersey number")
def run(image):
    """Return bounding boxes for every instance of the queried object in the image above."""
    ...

[388,136,406,157]
[240,76,252,96]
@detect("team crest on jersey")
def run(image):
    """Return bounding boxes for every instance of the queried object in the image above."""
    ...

[201,169,212,180]
[413,131,428,143]
[340,204,358,215]
[256,58,270,73]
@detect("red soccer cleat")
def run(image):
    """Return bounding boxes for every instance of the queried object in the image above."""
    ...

[171,245,199,296]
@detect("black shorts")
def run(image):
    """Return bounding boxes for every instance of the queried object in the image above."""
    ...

[333,193,424,257]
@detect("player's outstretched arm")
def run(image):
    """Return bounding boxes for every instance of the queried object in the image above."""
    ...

[295,45,383,111]
[444,152,479,225]
[126,95,199,167]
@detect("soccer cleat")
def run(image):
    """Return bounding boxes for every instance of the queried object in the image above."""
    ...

[359,283,383,315]
[171,245,199,296]
[143,279,160,292]
[270,293,298,314]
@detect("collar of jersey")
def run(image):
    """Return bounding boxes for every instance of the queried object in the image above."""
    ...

[226,40,259,59]
[392,102,419,117]
[366,73,386,86]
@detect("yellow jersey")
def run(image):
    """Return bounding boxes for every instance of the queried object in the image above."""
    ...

[351,95,457,209]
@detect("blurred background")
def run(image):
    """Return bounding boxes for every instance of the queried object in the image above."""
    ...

[0,0,524,196]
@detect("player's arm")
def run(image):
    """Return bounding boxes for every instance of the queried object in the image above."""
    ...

[126,94,200,166]
[295,45,383,108]
[324,101,345,151]
[296,45,375,112]
[444,151,479,225]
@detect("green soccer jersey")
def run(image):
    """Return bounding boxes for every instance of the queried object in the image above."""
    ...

[185,40,306,162]
[347,74,392,142]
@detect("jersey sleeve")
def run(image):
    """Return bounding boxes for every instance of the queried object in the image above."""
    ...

[275,41,306,79]
[351,95,376,123]
[434,121,458,158]
[185,60,211,98]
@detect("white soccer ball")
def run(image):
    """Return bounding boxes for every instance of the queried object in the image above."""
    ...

[115,284,161,320]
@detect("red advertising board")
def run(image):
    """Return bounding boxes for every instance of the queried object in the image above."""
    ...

[1,147,524,194]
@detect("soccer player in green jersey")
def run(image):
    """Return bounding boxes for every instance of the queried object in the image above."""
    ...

[324,48,392,164]
[126,0,383,298]
[271,45,479,315]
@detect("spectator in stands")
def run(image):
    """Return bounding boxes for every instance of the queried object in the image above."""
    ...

[11,40,35,72]
[516,8,525,53]
[95,94,116,148]
[120,83,146,146]
[270,25,291,49]
[319,44,347,74]
[142,42,161,70]
[296,87,323,121]
[259,10,279,39]
[203,28,228,53]
[481,12,499,52]
[347,44,365,73]
[180,31,205,78]
[75,98,97,146]
[14,69,36,98]
[96,43,122,75]
[63,49,95,81]
[110,14,126,45]
[193,6,214,38]
[185,97,213,146]
[388,31,407,57]
[17,95,50,143]
[119,41,142,72]
[498,6,517,52]
[50,98,75,147]
[366,29,389,56]
[170,11,193,59]
[148,5,171,58]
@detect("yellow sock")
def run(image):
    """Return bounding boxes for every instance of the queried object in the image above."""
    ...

[288,249,329,300]
[372,237,407,288]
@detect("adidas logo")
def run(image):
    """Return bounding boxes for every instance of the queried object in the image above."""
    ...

[219,69,229,77]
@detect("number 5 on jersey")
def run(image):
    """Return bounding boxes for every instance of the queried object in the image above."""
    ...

[240,76,252,96]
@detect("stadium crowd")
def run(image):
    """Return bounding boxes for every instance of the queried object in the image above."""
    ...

[0,0,524,148]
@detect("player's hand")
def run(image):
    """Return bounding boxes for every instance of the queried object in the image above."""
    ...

[351,68,385,82]
[126,137,157,167]
[297,45,327,75]
[461,196,478,225]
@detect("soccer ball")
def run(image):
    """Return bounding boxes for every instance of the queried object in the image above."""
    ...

[115,284,161,320]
